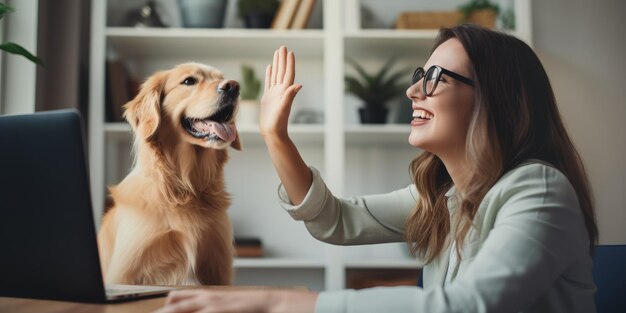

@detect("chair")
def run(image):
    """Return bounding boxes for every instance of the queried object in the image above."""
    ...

[592,245,626,312]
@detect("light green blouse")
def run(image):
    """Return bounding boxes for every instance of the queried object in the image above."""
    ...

[277,161,596,313]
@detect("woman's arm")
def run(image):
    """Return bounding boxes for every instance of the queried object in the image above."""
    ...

[259,47,419,245]
[259,46,310,205]
[280,167,418,245]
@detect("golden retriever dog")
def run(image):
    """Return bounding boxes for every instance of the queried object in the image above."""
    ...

[98,63,240,286]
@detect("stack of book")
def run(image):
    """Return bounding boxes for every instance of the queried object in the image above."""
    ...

[234,237,264,258]
[271,0,316,30]
[346,269,420,289]
[105,58,137,122]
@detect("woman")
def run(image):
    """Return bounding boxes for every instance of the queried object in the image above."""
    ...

[154,24,597,313]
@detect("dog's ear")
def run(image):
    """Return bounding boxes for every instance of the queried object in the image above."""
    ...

[123,71,168,141]
[230,132,242,151]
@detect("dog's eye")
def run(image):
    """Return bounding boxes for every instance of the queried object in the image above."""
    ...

[181,77,197,86]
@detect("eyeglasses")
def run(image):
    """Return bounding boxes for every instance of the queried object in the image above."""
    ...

[411,65,474,97]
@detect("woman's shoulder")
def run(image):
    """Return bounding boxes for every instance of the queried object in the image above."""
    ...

[497,159,570,187]
[486,159,578,210]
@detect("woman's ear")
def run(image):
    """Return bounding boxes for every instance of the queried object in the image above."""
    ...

[123,71,168,141]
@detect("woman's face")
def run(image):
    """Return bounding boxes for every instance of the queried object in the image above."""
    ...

[407,38,475,159]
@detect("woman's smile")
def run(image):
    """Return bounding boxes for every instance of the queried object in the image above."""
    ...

[411,108,433,126]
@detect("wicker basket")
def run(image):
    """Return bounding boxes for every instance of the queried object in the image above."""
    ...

[395,11,463,29]
[395,10,497,30]
[466,9,498,29]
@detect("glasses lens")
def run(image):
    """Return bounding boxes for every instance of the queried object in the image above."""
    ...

[412,68,424,85]
[425,66,441,95]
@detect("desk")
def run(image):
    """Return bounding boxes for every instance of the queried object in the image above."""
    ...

[0,286,305,313]
[0,296,165,313]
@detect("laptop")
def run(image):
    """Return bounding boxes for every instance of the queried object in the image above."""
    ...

[0,109,177,303]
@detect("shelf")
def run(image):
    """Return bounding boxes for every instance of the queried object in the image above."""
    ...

[103,122,325,144]
[344,124,412,146]
[344,29,526,58]
[344,259,420,269]
[106,27,325,59]
[234,258,419,269]
[239,123,325,145]
[345,29,440,38]
[234,258,325,269]
[104,122,131,132]
[91,0,533,292]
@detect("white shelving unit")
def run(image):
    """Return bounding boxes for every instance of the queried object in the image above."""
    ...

[89,0,531,291]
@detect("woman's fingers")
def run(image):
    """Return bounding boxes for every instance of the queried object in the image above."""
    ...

[276,46,287,84]
[264,64,271,92]
[270,49,279,85]
[281,84,302,109]
[284,51,295,86]
[153,297,203,313]
[267,46,296,87]
[165,290,202,305]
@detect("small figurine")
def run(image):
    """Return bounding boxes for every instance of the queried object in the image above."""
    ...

[124,0,167,28]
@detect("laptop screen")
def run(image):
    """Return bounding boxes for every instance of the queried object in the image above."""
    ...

[0,110,107,302]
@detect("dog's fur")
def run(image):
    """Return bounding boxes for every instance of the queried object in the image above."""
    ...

[98,63,241,286]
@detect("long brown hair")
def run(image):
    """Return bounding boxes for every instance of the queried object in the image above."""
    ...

[406,24,598,263]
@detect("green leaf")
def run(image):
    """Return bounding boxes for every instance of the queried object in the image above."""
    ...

[345,76,370,100]
[346,58,375,86]
[0,3,15,20]
[0,42,44,66]
[380,68,411,90]
[345,57,414,108]
[241,64,260,99]
[458,0,500,19]
[372,56,398,87]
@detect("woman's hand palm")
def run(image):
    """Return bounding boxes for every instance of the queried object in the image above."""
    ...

[259,46,300,139]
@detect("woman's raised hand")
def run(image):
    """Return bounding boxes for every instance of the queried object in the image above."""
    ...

[259,46,302,140]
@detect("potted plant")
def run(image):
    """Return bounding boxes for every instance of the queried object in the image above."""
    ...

[237,0,279,29]
[345,57,409,124]
[0,2,43,65]
[238,64,261,124]
[179,0,227,28]
[458,0,500,29]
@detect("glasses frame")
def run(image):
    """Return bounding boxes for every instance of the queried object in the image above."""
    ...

[412,65,474,97]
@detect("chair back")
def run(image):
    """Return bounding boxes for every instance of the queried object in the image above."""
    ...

[593,244,626,312]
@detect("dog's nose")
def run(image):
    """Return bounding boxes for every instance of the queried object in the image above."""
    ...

[217,80,240,97]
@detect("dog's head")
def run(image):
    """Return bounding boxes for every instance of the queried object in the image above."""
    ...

[124,62,241,151]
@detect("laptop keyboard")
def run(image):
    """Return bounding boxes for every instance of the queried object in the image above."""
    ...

[105,284,176,295]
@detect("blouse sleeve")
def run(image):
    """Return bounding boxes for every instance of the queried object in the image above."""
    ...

[278,167,418,244]
[314,163,594,313]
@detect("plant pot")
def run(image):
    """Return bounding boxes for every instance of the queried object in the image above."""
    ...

[358,107,388,124]
[237,99,260,125]
[179,0,227,28]
[243,12,274,29]
[467,9,497,29]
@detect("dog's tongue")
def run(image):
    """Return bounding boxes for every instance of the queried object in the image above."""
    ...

[193,120,236,142]
[210,121,236,142]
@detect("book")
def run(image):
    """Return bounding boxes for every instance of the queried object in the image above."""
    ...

[236,246,263,258]
[290,0,315,29]
[234,237,263,258]
[271,0,301,30]
[105,59,132,122]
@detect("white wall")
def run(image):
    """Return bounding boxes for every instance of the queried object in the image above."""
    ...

[533,0,626,244]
